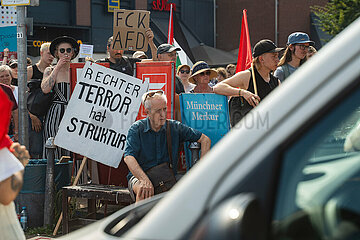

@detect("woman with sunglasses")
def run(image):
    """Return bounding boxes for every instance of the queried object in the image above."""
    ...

[274,32,314,82]
[214,39,283,127]
[41,36,79,159]
[188,61,218,93]
[176,64,195,93]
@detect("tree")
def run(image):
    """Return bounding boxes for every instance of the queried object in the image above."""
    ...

[312,0,360,37]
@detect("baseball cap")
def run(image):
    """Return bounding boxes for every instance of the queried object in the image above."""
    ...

[132,51,148,59]
[157,43,181,55]
[287,32,314,46]
[253,39,284,58]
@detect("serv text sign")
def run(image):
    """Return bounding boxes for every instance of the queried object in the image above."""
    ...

[1,0,30,6]
[55,62,149,168]
[113,9,150,52]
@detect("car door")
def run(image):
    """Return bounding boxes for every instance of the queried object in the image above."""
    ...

[272,79,360,240]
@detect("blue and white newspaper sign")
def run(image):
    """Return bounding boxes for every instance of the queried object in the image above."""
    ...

[180,93,230,168]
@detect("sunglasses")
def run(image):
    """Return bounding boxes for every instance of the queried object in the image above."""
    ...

[59,48,72,54]
[144,90,164,103]
[180,70,190,74]
[10,64,17,69]
[199,71,211,76]
[295,44,310,51]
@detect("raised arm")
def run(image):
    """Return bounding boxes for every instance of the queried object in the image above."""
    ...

[2,48,9,65]
[145,28,158,61]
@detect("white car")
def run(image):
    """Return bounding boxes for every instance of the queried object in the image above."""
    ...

[61,17,360,240]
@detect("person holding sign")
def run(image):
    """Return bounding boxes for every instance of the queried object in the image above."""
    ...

[96,28,157,76]
[41,36,79,159]
[213,39,283,126]
[124,90,211,202]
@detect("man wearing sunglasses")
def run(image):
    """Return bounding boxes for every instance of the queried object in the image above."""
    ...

[124,90,211,202]
[96,28,157,76]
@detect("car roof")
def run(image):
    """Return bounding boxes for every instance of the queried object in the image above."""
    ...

[125,17,360,240]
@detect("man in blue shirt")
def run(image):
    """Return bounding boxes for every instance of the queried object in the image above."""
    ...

[124,90,211,202]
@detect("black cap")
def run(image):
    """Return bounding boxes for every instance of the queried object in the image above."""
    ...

[253,39,284,58]
[157,43,181,55]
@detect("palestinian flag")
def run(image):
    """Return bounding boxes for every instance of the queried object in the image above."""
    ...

[168,3,195,68]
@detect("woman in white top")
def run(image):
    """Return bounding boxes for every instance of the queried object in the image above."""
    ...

[177,64,195,93]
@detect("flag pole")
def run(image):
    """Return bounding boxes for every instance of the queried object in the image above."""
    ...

[167,4,174,45]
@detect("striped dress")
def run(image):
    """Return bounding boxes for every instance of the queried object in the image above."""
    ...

[43,82,70,159]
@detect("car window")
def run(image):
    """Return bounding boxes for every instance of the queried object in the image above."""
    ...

[272,83,360,240]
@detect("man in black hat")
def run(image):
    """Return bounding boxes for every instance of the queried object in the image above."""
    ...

[214,39,283,126]
[96,28,157,76]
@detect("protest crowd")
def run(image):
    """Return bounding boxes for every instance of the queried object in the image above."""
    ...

[0,5,320,238]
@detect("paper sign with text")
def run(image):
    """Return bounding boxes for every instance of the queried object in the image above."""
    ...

[113,9,150,51]
[79,44,94,59]
[55,62,149,168]
[0,26,17,52]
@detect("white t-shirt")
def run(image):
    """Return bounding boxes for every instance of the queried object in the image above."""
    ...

[0,148,25,240]
[12,86,18,104]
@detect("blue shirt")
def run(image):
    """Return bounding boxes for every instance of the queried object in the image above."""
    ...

[124,118,202,180]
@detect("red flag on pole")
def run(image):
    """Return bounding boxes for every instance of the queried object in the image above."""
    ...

[167,3,174,45]
[236,9,252,73]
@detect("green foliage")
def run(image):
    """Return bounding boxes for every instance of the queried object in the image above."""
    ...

[312,0,360,37]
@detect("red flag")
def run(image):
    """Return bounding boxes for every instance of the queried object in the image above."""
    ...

[167,3,174,45]
[236,9,252,73]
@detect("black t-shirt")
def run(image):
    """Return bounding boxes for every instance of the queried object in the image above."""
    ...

[96,56,141,76]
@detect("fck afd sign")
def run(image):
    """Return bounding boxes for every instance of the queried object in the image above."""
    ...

[55,62,149,168]
[113,9,150,52]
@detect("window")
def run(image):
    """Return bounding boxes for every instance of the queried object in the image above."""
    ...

[272,84,360,240]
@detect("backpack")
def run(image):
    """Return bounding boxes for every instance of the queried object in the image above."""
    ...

[27,79,54,117]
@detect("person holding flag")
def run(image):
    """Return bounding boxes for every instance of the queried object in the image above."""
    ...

[214,39,283,126]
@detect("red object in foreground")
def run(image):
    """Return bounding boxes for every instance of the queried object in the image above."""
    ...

[0,88,13,150]
[236,9,253,73]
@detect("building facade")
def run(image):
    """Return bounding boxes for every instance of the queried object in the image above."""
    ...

[24,0,328,64]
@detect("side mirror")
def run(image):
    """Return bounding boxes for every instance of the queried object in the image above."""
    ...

[189,193,266,240]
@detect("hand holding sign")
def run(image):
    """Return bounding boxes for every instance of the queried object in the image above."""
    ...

[113,9,150,52]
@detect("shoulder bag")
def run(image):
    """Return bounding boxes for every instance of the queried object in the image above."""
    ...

[145,120,177,194]
[27,79,54,117]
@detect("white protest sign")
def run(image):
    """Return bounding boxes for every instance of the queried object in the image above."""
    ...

[79,44,94,59]
[54,62,149,168]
